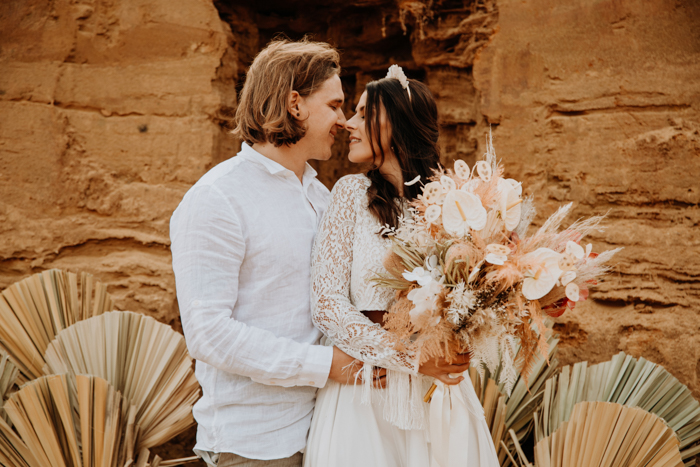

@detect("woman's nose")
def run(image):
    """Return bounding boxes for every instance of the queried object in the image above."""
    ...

[344,117,356,130]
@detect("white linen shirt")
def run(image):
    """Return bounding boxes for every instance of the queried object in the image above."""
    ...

[170,143,334,460]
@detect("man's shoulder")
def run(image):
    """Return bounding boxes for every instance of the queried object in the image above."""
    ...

[172,156,258,221]
[192,155,251,190]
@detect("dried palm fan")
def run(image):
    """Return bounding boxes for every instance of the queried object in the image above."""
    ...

[44,310,200,450]
[535,352,700,465]
[0,349,19,426]
[0,374,138,467]
[469,326,560,465]
[0,269,113,382]
[534,401,683,467]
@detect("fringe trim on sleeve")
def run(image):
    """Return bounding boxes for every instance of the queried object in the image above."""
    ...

[358,364,428,430]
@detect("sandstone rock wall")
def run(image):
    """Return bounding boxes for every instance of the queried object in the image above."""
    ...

[0,0,236,329]
[1,0,698,427]
[471,0,700,395]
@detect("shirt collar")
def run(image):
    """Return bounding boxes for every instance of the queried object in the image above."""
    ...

[239,142,288,175]
[239,142,319,183]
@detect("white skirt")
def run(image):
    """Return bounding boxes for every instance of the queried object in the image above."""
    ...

[304,377,500,467]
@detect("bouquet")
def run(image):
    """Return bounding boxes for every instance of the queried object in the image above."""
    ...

[375,133,621,396]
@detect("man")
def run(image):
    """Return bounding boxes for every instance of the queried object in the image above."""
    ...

[170,39,365,467]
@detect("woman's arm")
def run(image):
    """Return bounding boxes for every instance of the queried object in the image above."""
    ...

[311,176,418,375]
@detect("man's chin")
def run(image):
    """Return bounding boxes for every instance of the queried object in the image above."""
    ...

[311,149,333,162]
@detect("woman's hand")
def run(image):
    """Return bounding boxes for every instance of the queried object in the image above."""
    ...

[418,352,471,385]
[327,347,388,388]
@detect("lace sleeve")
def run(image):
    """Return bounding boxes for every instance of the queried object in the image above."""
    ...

[311,175,418,375]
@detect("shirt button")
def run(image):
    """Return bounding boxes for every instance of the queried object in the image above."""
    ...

[309,381,315,386]
[270,380,277,385]
[192,300,201,307]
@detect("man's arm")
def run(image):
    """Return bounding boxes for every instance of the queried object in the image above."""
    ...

[171,183,338,388]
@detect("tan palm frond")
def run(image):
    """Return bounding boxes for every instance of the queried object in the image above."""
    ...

[0,270,113,381]
[0,349,19,426]
[0,374,137,467]
[470,325,560,465]
[43,311,201,450]
[534,401,683,467]
[535,352,700,465]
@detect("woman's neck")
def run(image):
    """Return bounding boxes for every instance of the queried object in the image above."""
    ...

[378,155,404,196]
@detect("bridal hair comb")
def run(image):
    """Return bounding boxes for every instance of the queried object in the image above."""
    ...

[386,64,411,100]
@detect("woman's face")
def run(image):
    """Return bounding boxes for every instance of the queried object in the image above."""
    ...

[345,90,393,165]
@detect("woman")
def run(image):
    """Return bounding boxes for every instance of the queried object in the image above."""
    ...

[304,67,500,466]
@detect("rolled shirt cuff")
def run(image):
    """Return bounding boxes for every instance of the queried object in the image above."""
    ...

[298,344,334,388]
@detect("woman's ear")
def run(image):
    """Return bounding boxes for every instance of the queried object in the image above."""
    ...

[288,90,303,119]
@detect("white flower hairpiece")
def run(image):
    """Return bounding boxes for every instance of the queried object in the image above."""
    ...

[386,64,411,100]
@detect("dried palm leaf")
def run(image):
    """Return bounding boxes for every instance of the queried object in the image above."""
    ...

[470,325,560,465]
[0,349,19,426]
[0,269,113,381]
[0,374,137,467]
[44,311,200,450]
[535,352,700,465]
[534,401,683,467]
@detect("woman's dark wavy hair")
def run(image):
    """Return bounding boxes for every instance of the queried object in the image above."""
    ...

[364,77,441,233]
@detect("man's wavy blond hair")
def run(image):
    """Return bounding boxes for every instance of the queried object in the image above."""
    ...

[233,38,341,147]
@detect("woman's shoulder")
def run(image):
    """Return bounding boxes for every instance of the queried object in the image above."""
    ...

[331,173,371,196]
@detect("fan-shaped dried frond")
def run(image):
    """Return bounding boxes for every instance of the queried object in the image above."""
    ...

[0,350,19,427]
[534,401,683,467]
[536,352,700,465]
[0,374,136,467]
[469,325,560,465]
[44,311,200,450]
[0,270,113,381]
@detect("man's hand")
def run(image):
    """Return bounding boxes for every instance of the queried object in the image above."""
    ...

[327,347,387,388]
[418,352,471,385]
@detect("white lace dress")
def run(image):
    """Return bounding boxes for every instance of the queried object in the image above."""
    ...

[304,174,499,467]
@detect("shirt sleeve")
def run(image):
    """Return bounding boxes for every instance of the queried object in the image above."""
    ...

[310,176,418,375]
[170,184,333,388]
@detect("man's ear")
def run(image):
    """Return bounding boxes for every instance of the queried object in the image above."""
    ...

[288,90,303,120]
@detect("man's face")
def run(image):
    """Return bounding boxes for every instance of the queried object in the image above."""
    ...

[298,74,346,161]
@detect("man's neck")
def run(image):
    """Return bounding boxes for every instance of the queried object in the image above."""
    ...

[252,142,309,182]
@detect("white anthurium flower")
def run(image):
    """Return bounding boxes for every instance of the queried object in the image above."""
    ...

[423,182,444,204]
[475,161,492,182]
[424,205,441,224]
[454,160,470,179]
[440,175,457,192]
[497,179,522,231]
[561,270,577,286]
[442,190,487,236]
[565,282,580,301]
[566,241,585,260]
[407,280,443,324]
[585,243,593,257]
[506,178,523,197]
[521,248,564,300]
[402,267,433,287]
